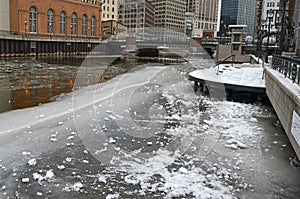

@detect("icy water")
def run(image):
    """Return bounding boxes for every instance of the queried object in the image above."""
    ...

[0,56,299,198]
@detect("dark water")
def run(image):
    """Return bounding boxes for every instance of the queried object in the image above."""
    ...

[0,56,135,113]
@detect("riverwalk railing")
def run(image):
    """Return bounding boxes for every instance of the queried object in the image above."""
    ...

[215,53,236,75]
[272,55,300,85]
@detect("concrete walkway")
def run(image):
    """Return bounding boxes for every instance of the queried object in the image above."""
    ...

[189,64,266,93]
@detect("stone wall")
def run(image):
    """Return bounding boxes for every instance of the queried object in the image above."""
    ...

[265,68,300,160]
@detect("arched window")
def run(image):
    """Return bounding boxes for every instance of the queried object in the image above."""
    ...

[91,16,96,36]
[82,14,87,36]
[60,11,66,34]
[71,12,77,35]
[47,9,54,34]
[29,6,37,33]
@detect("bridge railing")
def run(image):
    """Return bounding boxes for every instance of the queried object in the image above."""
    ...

[272,55,300,85]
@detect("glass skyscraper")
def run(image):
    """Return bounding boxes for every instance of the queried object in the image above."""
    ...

[220,0,256,36]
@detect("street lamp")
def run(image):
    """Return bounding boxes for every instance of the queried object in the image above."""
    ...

[278,0,288,55]
[70,25,73,39]
[49,22,53,40]
[266,9,274,63]
[24,20,27,38]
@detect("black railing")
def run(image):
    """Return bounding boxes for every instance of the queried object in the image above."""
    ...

[215,53,236,75]
[272,55,300,85]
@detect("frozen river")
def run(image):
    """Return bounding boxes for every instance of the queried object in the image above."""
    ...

[0,55,299,198]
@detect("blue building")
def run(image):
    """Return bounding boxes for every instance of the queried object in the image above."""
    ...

[220,0,256,37]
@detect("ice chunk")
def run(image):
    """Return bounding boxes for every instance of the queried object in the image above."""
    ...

[28,158,37,166]
[45,170,55,179]
[21,178,30,183]
[147,142,153,146]
[178,167,188,174]
[106,193,120,199]
[37,192,43,196]
[68,182,84,192]
[108,138,116,144]
[57,165,65,170]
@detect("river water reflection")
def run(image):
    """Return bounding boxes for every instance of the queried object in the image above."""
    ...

[0,56,127,113]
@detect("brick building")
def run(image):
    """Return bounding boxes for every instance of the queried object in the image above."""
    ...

[10,0,102,39]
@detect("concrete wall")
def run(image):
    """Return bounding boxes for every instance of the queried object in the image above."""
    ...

[0,0,10,32]
[265,68,300,160]
[216,44,250,63]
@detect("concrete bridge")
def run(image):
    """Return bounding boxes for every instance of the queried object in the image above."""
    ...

[265,55,300,161]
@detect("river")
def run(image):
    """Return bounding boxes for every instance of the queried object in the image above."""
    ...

[0,55,299,198]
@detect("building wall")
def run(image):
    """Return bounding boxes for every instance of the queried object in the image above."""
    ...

[10,0,102,39]
[102,0,118,21]
[0,0,10,32]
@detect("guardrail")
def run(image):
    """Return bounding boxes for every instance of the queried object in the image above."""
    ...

[272,55,300,85]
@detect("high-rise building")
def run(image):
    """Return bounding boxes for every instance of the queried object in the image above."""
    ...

[220,0,256,36]
[261,0,280,33]
[186,0,219,38]
[148,0,186,33]
[118,0,154,38]
[101,0,118,21]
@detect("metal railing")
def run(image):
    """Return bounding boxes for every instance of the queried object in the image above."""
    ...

[215,53,236,75]
[272,55,300,85]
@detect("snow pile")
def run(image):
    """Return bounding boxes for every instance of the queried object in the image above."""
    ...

[203,100,270,150]
[117,149,234,198]
[63,182,84,192]
[32,170,55,184]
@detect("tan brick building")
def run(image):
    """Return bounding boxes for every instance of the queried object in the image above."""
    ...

[9,0,102,39]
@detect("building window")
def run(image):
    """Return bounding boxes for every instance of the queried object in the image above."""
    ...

[60,11,66,34]
[29,6,37,33]
[71,12,77,35]
[92,0,97,4]
[91,16,96,36]
[82,14,87,36]
[233,44,239,51]
[47,9,54,34]
[112,15,114,19]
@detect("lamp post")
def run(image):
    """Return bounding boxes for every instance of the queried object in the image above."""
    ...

[266,9,274,63]
[278,0,288,55]
[70,25,73,39]
[49,22,53,40]
[24,20,27,38]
